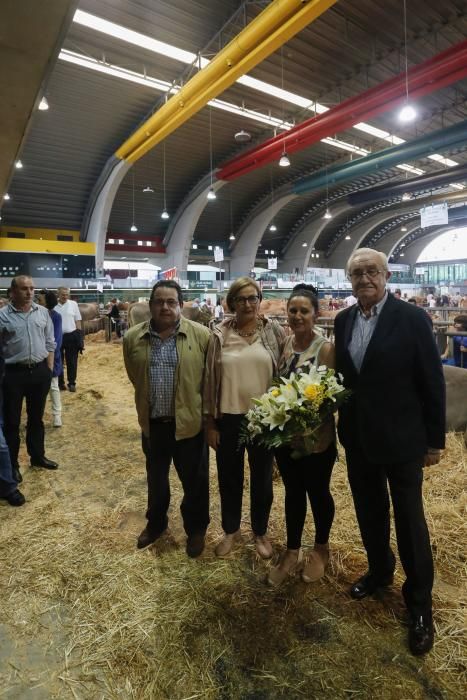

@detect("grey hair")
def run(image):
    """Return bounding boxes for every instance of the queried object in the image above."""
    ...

[346,248,389,274]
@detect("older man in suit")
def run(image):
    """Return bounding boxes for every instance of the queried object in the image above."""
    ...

[334,248,445,656]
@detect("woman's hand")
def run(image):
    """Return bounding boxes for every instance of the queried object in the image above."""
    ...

[206,426,220,450]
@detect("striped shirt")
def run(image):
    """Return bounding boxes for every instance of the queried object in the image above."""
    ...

[0,302,55,364]
[348,291,388,372]
[149,323,179,418]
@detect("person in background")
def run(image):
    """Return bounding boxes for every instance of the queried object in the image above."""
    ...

[393,289,402,299]
[37,290,63,427]
[442,315,467,368]
[108,298,122,338]
[268,284,337,586]
[0,275,58,482]
[123,280,210,558]
[55,287,82,392]
[204,276,285,559]
[344,293,357,307]
[0,344,25,506]
[214,298,225,323]
[334,248,445,656]
[192,298,200,309]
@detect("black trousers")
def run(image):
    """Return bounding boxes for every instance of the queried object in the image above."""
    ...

[275,442,336,549]
[142,420,210,537]
[346,447,433,616]
[60,332,79,386]
[216,414,273,536]
[3,362,52,465]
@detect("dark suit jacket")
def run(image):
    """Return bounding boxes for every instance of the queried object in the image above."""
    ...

[334,293,445,464]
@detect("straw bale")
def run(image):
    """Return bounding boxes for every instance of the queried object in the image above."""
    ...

[0,339,465,699]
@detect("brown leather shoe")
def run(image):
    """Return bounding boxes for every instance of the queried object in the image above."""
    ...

[267,549,303,586]
[215,530,241,557]
[137,527,166,550]
[255,534,273,559]
[186,532,206,558]
[302,543,329,583]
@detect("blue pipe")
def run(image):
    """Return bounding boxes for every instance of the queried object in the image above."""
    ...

[293,119,467,196]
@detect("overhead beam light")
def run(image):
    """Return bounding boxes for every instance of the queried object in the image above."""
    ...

[38,97,49,111]
[15,160,23,169]
[269,223,277,231]
[3,193,10,201]
[68,12,449,177]
[229,233,235,240]
[402,192,411,201]
[323,208,332,219]
[143,185,154,193]
[161,209,170,220]
[449,183,465,190]
[207,187,216,201]
[398,104,417,122]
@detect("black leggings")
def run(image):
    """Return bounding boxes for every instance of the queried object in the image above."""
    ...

[275,442,337,549]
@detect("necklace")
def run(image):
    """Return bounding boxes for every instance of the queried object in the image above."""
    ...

[233,320,261,337]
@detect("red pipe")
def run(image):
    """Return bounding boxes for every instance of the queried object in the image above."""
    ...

[218,39,467,181]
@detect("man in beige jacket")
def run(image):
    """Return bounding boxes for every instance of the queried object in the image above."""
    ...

[123,280,210,557]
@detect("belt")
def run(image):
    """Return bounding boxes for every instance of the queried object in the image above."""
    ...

[6,359,47,370]
[151,416,175,423]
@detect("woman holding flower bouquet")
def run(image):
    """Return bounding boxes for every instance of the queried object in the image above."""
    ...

[204,277,285,559]
[268,284,337,587]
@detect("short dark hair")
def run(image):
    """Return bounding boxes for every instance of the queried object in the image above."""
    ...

[39,289,58,310]
[287,283,319,315]
[149,280,183,305]
[453,315,467,331]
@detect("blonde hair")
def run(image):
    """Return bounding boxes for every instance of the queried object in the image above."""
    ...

[226,276,262,312]
[346,248,389,274]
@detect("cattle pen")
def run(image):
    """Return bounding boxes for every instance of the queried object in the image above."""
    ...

[0,338,465,699]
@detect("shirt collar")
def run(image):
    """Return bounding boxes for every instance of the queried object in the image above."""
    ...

[357,290,388,319]
[8,301,39,313]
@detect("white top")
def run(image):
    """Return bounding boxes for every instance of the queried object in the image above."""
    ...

[220,328,273,414]
[55,299,81,333]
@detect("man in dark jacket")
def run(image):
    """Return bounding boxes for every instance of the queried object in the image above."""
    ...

[334,248,445,656]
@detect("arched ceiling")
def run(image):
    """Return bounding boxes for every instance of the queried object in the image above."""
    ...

[2,0,467,270]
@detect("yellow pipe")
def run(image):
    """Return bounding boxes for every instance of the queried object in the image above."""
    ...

[116,0,338,162]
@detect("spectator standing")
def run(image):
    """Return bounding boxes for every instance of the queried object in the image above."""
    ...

[123,280,210,558]
[214,298,225,323]
[37,290,63,427]
[108,298,122,338]
[0,275,58,482]
[55,287,82,392]
[334,249,445,656]
[0,344,25,506]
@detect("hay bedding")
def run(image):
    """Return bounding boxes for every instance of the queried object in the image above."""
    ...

[0,340,465,700]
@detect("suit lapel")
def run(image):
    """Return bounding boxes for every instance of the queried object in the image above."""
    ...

[344,305,359,349]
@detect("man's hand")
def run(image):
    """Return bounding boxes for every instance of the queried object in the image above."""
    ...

[424,449,441,467]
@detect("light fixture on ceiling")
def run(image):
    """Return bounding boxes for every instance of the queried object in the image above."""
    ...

[345,235,351,240]
[161,141,170,219]
[279,143,290,167]
[208,245,213,251]
[401,225,407,232]
[3,193,10,201]
[143,185,154,193]
[229,191,236,242]
[234,129,251,143]
[269,223,277,231]
[38,97,49,111]
[229,233,235,240]
[400,252,405,257]
[322,155,332,220]
[207,106,217,201]
[402,192,411,201]
[130,170,138,232]
[302,241,307,247]
[15,160,23,169]
[398,0,417,123]
[265,249,269,254]
[323,208,332,219]
[401,242,406,247]
[192,244,198,249]
[270,249,275,255]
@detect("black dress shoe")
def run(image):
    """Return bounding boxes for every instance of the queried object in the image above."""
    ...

[137,526,165,549]
[186,531,206,558]
[408,614,434,655]
[30,457,59,470]
[59,383,67,391]
[13,466,23,483]
[5,489,26,506]
[68,384,76,393]
[350,571,394,600]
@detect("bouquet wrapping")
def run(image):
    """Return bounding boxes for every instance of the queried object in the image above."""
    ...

[241,364,350,459]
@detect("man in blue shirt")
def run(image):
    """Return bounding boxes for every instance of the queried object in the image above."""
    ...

[0,276,59,482]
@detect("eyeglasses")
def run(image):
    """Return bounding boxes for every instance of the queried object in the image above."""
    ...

[347,268,384,280]
[234,295,259,305]
[151,298,179,307]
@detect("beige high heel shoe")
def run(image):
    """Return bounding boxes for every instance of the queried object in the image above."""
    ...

[302,543,329,583]
[267,548,303,586]
[215,530,241,557]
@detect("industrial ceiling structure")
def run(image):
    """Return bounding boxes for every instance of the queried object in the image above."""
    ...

[2,0,467,274]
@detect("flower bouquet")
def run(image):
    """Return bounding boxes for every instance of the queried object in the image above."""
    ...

[240,365,350,459]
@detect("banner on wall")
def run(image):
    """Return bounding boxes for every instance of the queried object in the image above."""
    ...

[268,257,277,270]
[420,202,448,228]
[214,246,224,262]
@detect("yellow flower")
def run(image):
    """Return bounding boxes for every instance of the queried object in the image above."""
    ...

[271,389,280,397]
[304,384,320,401]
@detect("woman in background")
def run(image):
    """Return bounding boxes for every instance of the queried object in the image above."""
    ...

[38,290,63,427]
[268,284,337,586]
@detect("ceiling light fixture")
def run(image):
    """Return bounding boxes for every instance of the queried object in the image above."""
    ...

[3,193,10,201]
[401,225,407,232]
[161,141,170,219]
[302,242,308,247]
[402,192,411,201]
[323,208,332,219]
[192,244,198,249]
[279,149,291,167]
[143,185,154,193]
[38,97,49,111]
[269,223,277,231]
[398,0,416,123]
[229,233,235,240]
[130,170,138,232]
[345,235,351,240]
[15,160,23,169]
